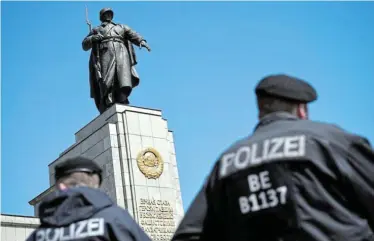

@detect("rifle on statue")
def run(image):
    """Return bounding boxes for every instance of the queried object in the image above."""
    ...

[85,5,102,81]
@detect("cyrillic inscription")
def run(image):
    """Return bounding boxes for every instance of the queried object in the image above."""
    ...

[138,198,175,241]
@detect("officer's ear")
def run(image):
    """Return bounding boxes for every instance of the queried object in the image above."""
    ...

[57,182,68,191]
[297,103,308,120]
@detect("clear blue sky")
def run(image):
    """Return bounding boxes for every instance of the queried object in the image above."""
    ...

[2,1,373,216]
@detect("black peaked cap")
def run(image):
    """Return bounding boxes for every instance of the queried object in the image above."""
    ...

[54,156,102,184]
[255,74,317,103]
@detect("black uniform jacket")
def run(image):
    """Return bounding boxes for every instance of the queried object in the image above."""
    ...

[26,186,151,241]
[172,112,374,241]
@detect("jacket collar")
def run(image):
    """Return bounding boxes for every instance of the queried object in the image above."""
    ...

[253,111,299,132]
[101,21,115,27]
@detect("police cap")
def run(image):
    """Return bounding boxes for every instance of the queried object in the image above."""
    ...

[255,74,317,103]
[54,156,102,184]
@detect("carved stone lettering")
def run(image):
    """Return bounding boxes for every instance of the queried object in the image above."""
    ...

[138,198,175,241]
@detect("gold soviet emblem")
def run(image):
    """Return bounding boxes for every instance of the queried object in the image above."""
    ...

[137,148,164,179]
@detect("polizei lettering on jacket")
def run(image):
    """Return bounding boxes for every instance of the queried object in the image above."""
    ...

[35,218,105,241]
[220,135,306,177]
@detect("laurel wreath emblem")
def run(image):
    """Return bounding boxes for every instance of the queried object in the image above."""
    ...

[136,148,164,179]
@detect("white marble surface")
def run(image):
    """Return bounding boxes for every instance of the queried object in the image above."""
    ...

[1,215,39,241]
[29,104,184,239]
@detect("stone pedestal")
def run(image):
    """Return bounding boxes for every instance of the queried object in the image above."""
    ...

[29,104,184,241]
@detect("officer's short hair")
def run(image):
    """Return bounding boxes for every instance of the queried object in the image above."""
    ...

[57,171,101,189]
[257,95,300,117]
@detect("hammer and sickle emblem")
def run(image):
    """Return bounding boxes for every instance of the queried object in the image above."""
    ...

[137,148,164,179]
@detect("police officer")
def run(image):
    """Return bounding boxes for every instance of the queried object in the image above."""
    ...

[172,74,374,241]
[26,156,151,241]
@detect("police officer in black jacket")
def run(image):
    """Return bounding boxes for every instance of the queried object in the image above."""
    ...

[26,156,151,241]
[172,74,374,241]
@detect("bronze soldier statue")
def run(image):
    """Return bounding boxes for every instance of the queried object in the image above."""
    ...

[82,8,151,113]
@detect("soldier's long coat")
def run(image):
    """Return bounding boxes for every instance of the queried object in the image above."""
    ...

[82,21,145,112]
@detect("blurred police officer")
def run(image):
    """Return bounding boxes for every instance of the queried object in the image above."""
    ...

[172,74,374,241]
[26,156,151,241]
